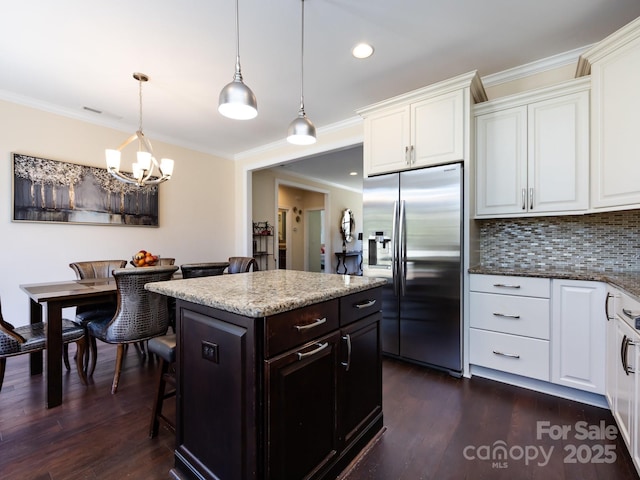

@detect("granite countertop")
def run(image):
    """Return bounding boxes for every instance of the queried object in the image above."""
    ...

[469,265,640,300]
[145,269,386,318]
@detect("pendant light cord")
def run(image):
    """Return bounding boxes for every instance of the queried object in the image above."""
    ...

[234,0,242,77]
[299,0,306,112]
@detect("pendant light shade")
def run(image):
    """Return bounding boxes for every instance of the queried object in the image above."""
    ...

[218,0,257,120]
[287,111,316,145]
[287,0,316,145]
[218,68,258,120]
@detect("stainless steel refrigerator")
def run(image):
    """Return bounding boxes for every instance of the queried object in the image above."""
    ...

[362,163,462,375]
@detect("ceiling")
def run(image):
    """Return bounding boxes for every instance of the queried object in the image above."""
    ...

[1,1,639,182]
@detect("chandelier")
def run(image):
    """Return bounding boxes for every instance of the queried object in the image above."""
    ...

[105,73,174,187]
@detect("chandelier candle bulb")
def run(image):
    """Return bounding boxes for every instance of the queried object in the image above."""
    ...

[105,149,121,172]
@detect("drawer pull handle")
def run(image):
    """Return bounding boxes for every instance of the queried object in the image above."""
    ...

[605,293,614,321]
[493,283,521,289]
[623,308,640,321]
[297,342,329,360]
[493,350,520,359]
[294,317,327,331]
[354,299,376,309]
[341,334,352,371]
[492,312,520,319]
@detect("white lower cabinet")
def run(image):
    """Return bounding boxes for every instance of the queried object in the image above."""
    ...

[605,287,618,409]
[470,275,606,394]
[615,316,636,450]
[606,286,640,473]
[551,279,606,394]
[470,274,551,381]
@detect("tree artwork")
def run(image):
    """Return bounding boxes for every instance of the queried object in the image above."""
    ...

[12,153,159,226]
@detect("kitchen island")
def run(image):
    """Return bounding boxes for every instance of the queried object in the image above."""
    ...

[146,270,386,480]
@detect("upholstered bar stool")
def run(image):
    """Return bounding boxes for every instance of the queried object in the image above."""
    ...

[227,256,258,273]
[148,333,176,437]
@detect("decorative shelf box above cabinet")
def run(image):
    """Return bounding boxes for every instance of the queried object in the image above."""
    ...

[358,71,487,177]
[474,77,590,218]
[577,16,640,211]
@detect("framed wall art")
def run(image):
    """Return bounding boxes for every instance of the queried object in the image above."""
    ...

[12,153,159,226]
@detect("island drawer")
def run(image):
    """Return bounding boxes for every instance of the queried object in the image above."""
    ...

[264,299,339,358]
[470,274,550,298]
[340,287,383,326]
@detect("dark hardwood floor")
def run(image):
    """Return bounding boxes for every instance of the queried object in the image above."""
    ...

[0,344,637,480]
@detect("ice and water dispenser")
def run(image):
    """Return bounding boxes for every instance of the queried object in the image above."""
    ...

[368,231,392,267]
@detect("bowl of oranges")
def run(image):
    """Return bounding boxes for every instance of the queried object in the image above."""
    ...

[131,250,159,267]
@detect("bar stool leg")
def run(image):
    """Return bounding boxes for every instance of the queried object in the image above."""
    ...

[149,358,176,438]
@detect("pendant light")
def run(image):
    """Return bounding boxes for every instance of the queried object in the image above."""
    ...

[287,0,316,145]
[106,73,174,187]
[218,0,257,120]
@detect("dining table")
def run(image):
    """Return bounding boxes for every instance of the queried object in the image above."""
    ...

[19,277,118,408]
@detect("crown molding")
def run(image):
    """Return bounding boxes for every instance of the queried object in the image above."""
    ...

[481,45,593,88]
[233,116,363,162]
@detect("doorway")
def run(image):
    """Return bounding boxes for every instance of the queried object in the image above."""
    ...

[276,180,329,272]
[306,209,324,272]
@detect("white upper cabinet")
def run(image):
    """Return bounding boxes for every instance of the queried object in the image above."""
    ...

[362,104,411,175]
[577,17,640,210]
[475,78,590,218]
[358,71,486,177]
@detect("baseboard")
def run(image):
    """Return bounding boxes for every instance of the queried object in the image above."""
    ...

[470,365,609,409]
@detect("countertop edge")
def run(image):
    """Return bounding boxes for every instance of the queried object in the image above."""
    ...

[146,272,386,318]
[469,266,640,301]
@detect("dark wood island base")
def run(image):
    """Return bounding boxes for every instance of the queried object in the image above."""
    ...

[146,271,385,480]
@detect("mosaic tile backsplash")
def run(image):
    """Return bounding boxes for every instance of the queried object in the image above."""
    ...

[478,210,640,272]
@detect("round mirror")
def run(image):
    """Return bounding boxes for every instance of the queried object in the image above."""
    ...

[341,208,355,243]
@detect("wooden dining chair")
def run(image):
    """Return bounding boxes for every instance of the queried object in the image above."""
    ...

[67,260,127,371]
[86,265,178,393]
[227,257,258,273]
[0,297,87,393]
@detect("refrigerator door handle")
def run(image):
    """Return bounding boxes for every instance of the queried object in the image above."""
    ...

[399,200,407,296]
[392,200,399,296]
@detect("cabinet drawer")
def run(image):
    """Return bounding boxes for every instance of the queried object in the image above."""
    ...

[470,328,550,381]
[264,300,339,358]
[470,274,550,298]
[616,290,640,331]
[340,287,383,327]
[470,292,550,339]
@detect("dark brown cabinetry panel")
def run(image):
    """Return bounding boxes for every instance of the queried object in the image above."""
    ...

[171,287,382,480]
[338,313,382,448]
[265,332,340,480]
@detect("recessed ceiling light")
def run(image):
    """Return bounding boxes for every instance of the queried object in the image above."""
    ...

[349,171,358,176]
[352,43,374,59]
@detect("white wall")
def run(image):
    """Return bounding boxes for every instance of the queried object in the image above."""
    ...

[0,100,236,325]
